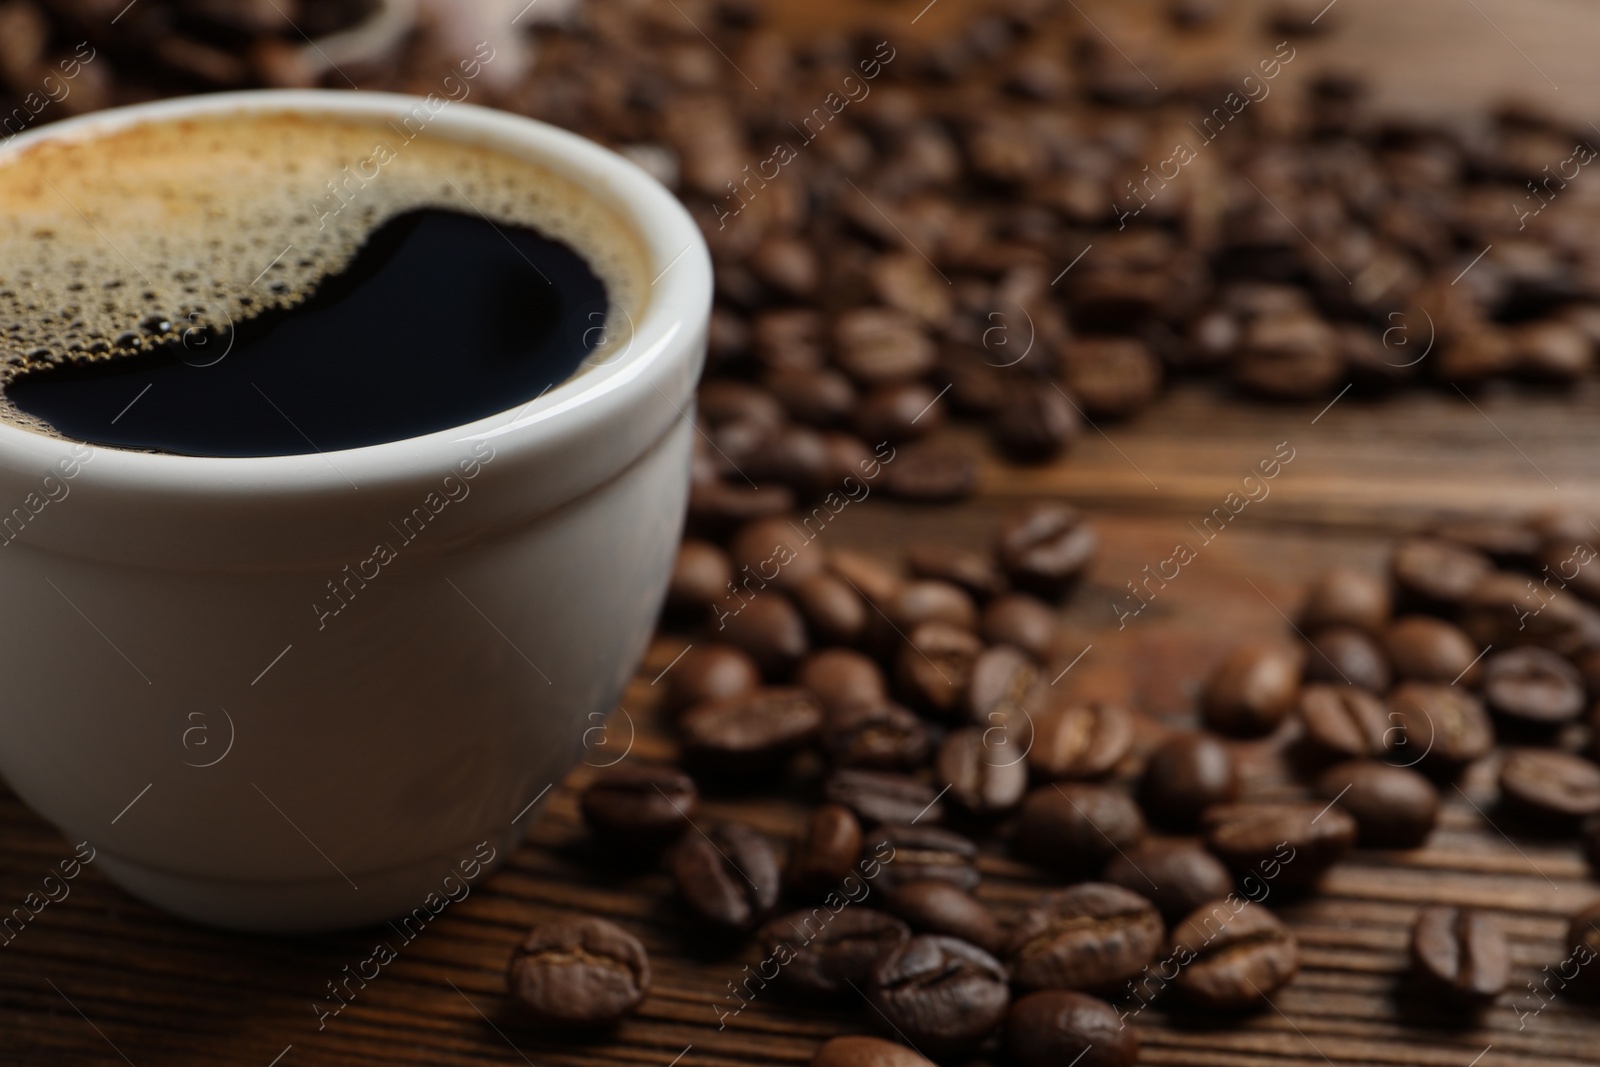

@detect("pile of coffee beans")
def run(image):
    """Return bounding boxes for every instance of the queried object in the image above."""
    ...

[500,504,1600,1066]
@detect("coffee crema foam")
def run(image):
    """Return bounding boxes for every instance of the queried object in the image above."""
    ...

[0,110,648,435]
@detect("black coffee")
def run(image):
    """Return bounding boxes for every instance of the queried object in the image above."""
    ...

[6,208,607,457]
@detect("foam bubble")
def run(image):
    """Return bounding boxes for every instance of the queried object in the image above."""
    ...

[0,109,649,435]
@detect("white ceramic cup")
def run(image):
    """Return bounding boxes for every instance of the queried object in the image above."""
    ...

[0,91,710,932]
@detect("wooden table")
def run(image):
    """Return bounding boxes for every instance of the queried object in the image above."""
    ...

[8,2,1600,1065]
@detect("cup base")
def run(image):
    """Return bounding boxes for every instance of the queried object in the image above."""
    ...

[94,825,521,933]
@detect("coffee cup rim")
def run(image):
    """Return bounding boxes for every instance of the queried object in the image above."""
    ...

[0,89,711,500]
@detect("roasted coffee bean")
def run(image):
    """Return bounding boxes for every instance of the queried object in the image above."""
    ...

[1016,784,1145,873]
[668,540,734,612]
[787,804,865,899]
[1006,990,1138,1067]
[506,917,651,1026]
[981,593,1058,661]
[1514,320,1593,380]
[822,701,932,770]
[679,688,823,777]
[1384,616,1483,685]
[810,1035,935,1067]
[826,769,945,826]
[866,824,980,891]
[1388,683,1495,771]
[798,648,889,714]
[1499,749,1600,823]
[719,593,810,676]
[765,367,857,427]
[938,727,1028,814]
[834,307,937,384]
[829,550,903,608]
[750,235,821,299]
[730,516,826,591]
[1566,901,1600,994]
[881,443,980,501]
[1316,760,1438,847]
[1232,310,1343,398]
[867,935,1010,1056]
[1432,516,1543,566]
[1304,626,1392,692]
[884,880,1005,956]
[671,821,781,931]
[1460,571,1600,655]
[666,644,761,715]
[1392,536,1493,609]
[760,908,910,996]
[1007,883,1163,992]
[1104,840,1235,922]
[1300,565,1391,633]
[993,380,1080,462]
[855,381,945,444]
[886,579,980,632]
[1482,647,1586,726]
[699,379,786,432]
[996,504,1098,596]
[1201,801,1356,887]
[689,480,796,530]
[753,309,826,371]
[1140,733,1238,828]
[1029,701,1134,781]
[896,621,983,717]
[1168,900,1298,1009]
[745,425,835,495]
[1060,338,1162,420]
[907,543,1007,600]
[790,572,868,645]
[966,644,1039,722]
[580,764,697,846]
[1411,905,1509,1005]
[1202,640,1302,738]
[1297,684,1393,759]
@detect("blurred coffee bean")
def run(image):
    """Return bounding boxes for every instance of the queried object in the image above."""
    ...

[506,917,650,1026]
[798,648,888,713]
[966,643,1039,720]
[980,593,1059,660]
[1006,989,1138,1067]
[1316,760,1438,847]
[1029,701,1134,781]
[1201,801,1356,886]
[1298,684,1393,759]
[719,593,810,676]
[867,935,1009,1056]
[993,380,1080,462]
[1482,647,1585,726]
[938,727,1028,814]
[580,764,697,847]
[1411,905,1509,1005]
[729,516,826,590]
[1016,783,1145,873]
[826,769,945,826]
[907,543,1007,600]
[787,804,865,899]
[1392,537,1493,610]
[1168,900,1298,1009]
[1460,571,1600,655]
[996,504,1098,596]
[1140,732,1238,827]
[896,621,983,716]
[865,824,980,891]
[754,308,826,372]
[667,644,762,715]
[1104,840,1234,922]
[822,701,932,771]
[1305,626,1392,692]
[790,572,868,645]
[829,550,903,609]
[884,880,1005,955]
[881,443,980,501]
[1388,683,1495,771]
[1431,516,1542,567]
[1233,311,1343,399]
[668,540,733,612]
[855,381,944,444]
[886,580,979,632]
[671,821,781,931]
[1499,749,1600,823]
[750,234,821,299]
[699,379,786,432]
[835,307,937,384]
[679,688,822,777]
[1202,640,1302,737]
[1007,883,1163,992]
[1060,338,1162,419]
[1384,616,1483,685]
[765,367,857,428]
[810,1036,934,1067]
[689,480,797,531]
[761,908,910,996]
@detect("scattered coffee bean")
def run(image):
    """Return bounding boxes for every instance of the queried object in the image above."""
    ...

[1006,989,1139,1067]
[580,764,697,846]
[1104,840,1235,922]
[1168,899,1298,1009]
[854,381,944,444]
[1201,801,1356,887]
[1007,883,1164,992]
[1498,749,1600,823]
[506,916,651,1026]
[719,593,810,677]
[886,580,979,632]
[829,551,903,608]
[881,443,980,501]
[1202,641,1302,737]
[1411,905,1509,1005]
[981,593,1059,660]
[1315,760,1438,848]
[787,804,865,899]
[1029,701,1134,781]
[1566,901,1600,995]
[669,540,734,612]
[822,701,932,771]
[1140,732,1237,828]
[810,1035,935,1067]
[1387,683,1495,771]
[896,621,983,716]
[993,380,1080,462]
[1304,626,1392,692]
[966,644,1040,723]
[789,572,869,646]
[995,504,1098,596]
[761,907,910,996]
[1392,537,1493,610]
[826,769,945,827]
[868,935,1010,1056]
[1297,684,1393,759]
[865,824,980,891]
[938,727,1028,814]
[1016,784,1145,874]
[671,820,780,932]
[1482,647,1586,726]
[907,542,1007,600]
[729,516,826,591]
[1300,566,1391,633]
[679,687,822,778]
[884,880,1005,956]
[666,643,762,716]
[1384,616,1483,685]
[798,648,889,715]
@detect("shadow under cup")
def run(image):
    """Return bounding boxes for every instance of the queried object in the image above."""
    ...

[0,90,712,932]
